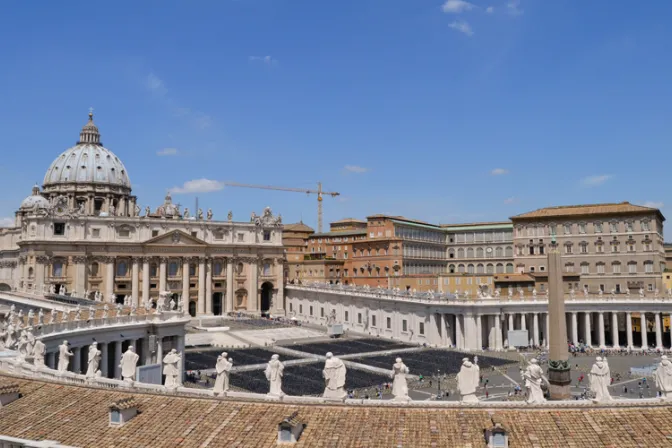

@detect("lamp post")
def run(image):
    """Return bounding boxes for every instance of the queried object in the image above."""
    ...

[437,369,441,399]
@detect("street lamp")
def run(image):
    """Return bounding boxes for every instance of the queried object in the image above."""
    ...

[437,369,441,399]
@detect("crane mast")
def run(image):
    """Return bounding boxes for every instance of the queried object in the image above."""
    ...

[221,181,339,233]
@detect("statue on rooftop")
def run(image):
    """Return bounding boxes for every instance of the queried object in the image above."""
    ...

[532,289,537,299]
[183,208,190,219]
[57,340,73,373]
[32,339,46,367]
[27,309,34,323]
[163,349,182,389]
[265,354,285,397]
[508,288,513,300]
[228,210,233,222]
[391,357,410,402]
[214,352,232,395]
[197,208,204,220]
[49,284,55,294]
[640,288,645,298]
[74,305,82,321]
[3,323,16,349]
[145,206,151,217]
[17,331,29,359]
[120,346,140,382]
[102,304,109,319]
[109,204,115,216]
[207,209,213,221]
[86,342,101,378]
[589,357,612,402]
[323,352,347,399]
[523,358,547,404]
[135,204,141,217]
[457,357,479,403]
[655,355,672,399]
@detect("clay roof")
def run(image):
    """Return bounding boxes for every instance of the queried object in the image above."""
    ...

[0,381,19,395]
[331,218,366,224]
[109,397,138,410]
[440,221,512,229]
[283,222,314,233]
[4,375,672,447]
[511,202,665,221]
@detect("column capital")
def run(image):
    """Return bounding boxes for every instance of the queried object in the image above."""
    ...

[72,255,88,264]
[140,256,154,264]
[159,256,169,264]
[36,255,51,264]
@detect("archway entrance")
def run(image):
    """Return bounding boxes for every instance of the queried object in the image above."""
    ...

[115,294,125,305]
[212,292,223,316]
[260,282,273,316]
[0,283,10,292]
[188,301,197,317]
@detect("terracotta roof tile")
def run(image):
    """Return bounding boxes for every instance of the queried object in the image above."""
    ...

[511,201,664,221]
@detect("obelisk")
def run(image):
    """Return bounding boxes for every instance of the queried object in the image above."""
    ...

[546,238,571,399]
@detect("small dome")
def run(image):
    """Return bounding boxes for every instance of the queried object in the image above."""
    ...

[42,112,131,190]
[155,192,180,217]
[20,185,50,210]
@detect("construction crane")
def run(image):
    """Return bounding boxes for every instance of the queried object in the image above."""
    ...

[222,182,340,233]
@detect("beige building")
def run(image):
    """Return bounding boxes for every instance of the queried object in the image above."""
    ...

[442,221,514,277]
[511,202,666,294]
[0,112,285,316]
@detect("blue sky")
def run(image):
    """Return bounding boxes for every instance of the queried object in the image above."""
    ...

[1,0,671,229]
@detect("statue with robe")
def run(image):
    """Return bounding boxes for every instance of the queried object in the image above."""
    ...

[391,357,410,401]
[57,340,73,373]
[25,328,35,354]
[119,346,139,382]
[457,357,480,403]
[86,342,101,378]
[4,323,16,349]
[589,356,612,402]
[264,354,284,397]
[163,349,182,388]
[214,352,232,395]
[50,309,58,324]
[322,352,347,399]
[523,358,547,404]
[183,208,190,219]
[197,208,203,220]
[207,208,213,220]
[655,355,672,399]
[38,308,44,325]
[32,339,46,367]
[17,331,29,359]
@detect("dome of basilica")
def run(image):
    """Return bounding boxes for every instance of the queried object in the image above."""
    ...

[42,112,132,191]
[20,184,50,210]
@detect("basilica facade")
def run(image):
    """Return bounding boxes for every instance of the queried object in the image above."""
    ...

[0,112,285,317]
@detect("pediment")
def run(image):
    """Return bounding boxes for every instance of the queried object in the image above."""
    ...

[144,230,207,246]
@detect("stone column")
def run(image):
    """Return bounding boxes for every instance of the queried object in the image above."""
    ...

[455,314,463,350]
[611,312,620,349]
[476,314,482,350]
[640,312,648,349]
[100,342,108,378]
[532,313,540,347]
[156,337,163,365]
[73,256,87,294]
[105,257,115,302]
[182,257,190,313]
[226,258,234,313]
[584,312,592,347]
[72,347,81,373]
[177,335,185,386]
[655,312,663,350]
[598,312,606,349]
[494,313,502,350]
[547,244,571,399]
[521,313,527,331]
[626,312,634,349]
[249,257,258,311]
[114,341,122,379]
[545,313,550,349]
[142,257,150,305]
[440,313,447,346]
[159,257,167,292]
[35,256,47,291]
[571,312,579,345]
[131,258,139,306]
[205,258,213,315]
[198,258,206,315]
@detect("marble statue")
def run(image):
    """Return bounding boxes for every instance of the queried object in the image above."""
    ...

[102,304,109,319]
[145,205,151,217]
[391,357,410,401]
[207,208,213,220]
[625,287,631,296]
[49,284,55,294]
[457,357,480,403]
[95,291,101,301]
[163,349,182,388]
[322,352,347,399]
[523,358,547,404]
[4,323,16,349]
[130,304,137,316]
[655,288,660,298]
[108,292,116,303]
[494,288,501,298]
[71,288,78,298]
[135,204,141,216]
[25,328,35,354]
[120,346,140,382]
[508,288,513,299]
[169,298,176,311]
[88,305,96,319]
[183,207,190,219]
[32,339,46,367]
[50,309,58,324]
[197,208,203,220]
[109,204,115,216]
[264,354,285,397]
[17,309,24,321]
[227,210,233,222]
[519,289,525,299]
[84,289,90,300]
[17,331,29,359]
[583,286,589,297]
[589,357,612,402]
[532,289,537,299]
[86,342,101,378]
[27,309,35,324]
[74,305,82,321]
[57,340,73,373]
[640,288,645,298]
[116,303,123,315]
[0,324,7,350]
[214,352,232,395]
[78,202,86,215]
[145,299,152,312]
[655,355,672,399]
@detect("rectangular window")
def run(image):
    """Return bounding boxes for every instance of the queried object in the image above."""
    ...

[152,230,159,237]
[299,304,303,314]
[563,224,571,234]
[372,315,377,327]
[580,244,587,254]
[289,303,293,312]
[54,222,65,236]
[581,264,589,274]
[419,322,425,335]
[642,221,650,231]
[320,307,324,318]
[263,263,271,276]
[386,317,391,329]
[358,313,362,324]
[238,233,244,242]
[402,320,408,332]
[92,228,100,238]
[309,306,313,316]
[539,246,545,255]
[610,222,618,233]
[645,263,653,273]
[626,222,633,232]
[595,222,603,233]
[629,263,637,274]
[579,223,586,234]
[565,245,572,254]
[597,264,605,274]
[613,264,621,274]
[611,244,619,253]
[345,311,349,321]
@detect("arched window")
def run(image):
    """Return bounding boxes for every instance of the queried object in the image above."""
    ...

[477,263,484,274]
[467,264,475,274]
[505,246,513,257]
[486,263,494,274]
[457,248,464,258]
[168,261,178,277]
[476,247,484,258]
[458,264,465,273]
[495,247,503,257]
[449,264,456,274]
[116,261,128,276]
[91,262,99,276]
[467,248,474,258]
[28,267,34,278]
[496,263,504,274]
[505,263,514,274]
[448,249,455,259]
[52,261,63,277]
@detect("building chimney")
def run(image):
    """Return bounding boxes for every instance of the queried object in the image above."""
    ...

[109,397,139,427]
[0,383,20,407]
[277,411,305,444]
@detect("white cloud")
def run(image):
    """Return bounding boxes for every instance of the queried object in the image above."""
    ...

[485,6,494,13]
[643,201,664,209]
[146,73,166,95]
[448,20,474,36]
[249,55,278,65]
[156,148,178,156]
[344,165,369,174]
[507,0,523,16]
[0,217,14,227]
[581,174,612,187]
[490,168,508,176]
[170,179,225,194]
[442,0,475,13]
[503,197,518,204]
